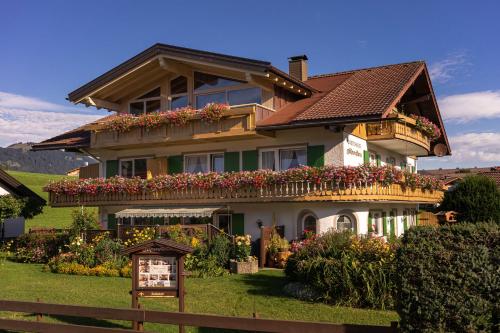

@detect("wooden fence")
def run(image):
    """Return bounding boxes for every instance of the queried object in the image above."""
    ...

[0,299,399,333]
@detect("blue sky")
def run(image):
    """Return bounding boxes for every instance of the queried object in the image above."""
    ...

[0,0,499,169]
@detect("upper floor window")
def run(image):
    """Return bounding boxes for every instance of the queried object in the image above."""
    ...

[184,153,224,174]
[129,87,161,115]
[120,158,148,179]
[386,156,396,166]
[170,76,188,110]
[260,147,306,171]
[194,71,261,109]
[369,151,377,165]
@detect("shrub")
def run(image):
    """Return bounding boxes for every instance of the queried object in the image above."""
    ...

[234,235,251,262]
[441,175,500,223]
[184,234,231,278]
[70,208,100,236]
[13,231,69,263]
[285,231,397,309]
[396,223,499,332]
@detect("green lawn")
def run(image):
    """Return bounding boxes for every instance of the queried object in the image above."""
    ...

[6,170,97,230]
[0,261,398,332]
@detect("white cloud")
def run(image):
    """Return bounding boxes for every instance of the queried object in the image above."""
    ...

[438,90,500,122]
[0,91,106,147]
[420,132,500,169]
[429,52,468,83]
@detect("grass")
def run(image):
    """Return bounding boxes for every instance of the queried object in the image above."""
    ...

[0,261,398,332]
[5,170,97,230]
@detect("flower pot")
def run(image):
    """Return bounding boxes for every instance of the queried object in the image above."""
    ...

[230,259,258,274]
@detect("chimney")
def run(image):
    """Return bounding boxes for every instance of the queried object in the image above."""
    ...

[288,55,308,81]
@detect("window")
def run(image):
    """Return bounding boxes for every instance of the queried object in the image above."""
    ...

[369,151,377,165]
[302,214,317,235]
[184,153,224,174]
[386,157,396,166]
[211,153,224,173]
[170,76,188,110]
[128,87,161,115]
[216,214,232,234]
[193,71,261,108]
[120,158,148,179]
[280,148,306,170]
[260,147,306,171]
[337,214,355,232]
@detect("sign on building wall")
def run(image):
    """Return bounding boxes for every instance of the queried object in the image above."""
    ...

[343,133,367,166]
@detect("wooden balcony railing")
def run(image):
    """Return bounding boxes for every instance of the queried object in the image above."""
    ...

[48,181,443,207]
[90,104,275,149]
[366,115,431,152]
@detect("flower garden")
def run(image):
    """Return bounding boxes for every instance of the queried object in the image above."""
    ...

[102,103,230,133]
[44,165,444,197]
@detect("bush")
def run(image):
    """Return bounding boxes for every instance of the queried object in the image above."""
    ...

[285,231,397,309]
[184,234,232,278]
[70,208,100,236]
[441,175,500,223]
[396,223,499,332]
[13,231,69,263]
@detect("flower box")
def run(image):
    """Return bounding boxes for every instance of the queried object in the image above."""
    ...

[230,259,258,274]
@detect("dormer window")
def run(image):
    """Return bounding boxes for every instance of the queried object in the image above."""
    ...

[193,71,261,109]
[129,87,161,115]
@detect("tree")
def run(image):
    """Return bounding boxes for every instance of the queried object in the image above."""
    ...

[70,207,100,236]
[441,175,500,223]
[0,195,24,239]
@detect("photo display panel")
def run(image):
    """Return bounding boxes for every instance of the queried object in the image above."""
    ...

[137,256,177,289]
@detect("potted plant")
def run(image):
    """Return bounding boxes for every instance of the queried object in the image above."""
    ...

[266,233,281,268]
[274,237,291,268]
[230,235,258,274]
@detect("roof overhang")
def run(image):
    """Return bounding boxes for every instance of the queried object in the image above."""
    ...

[115,206,225,219]
[68,43,316,107]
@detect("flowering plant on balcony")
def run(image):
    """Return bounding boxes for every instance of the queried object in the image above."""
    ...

[410,115,441,141]
[199,103,230,123]
[102,103,230,133]
[44,165,443,197]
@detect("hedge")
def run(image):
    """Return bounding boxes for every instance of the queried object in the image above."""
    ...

[396,223,500,332]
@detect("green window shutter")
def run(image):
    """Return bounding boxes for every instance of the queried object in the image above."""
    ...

[411,166,415,173]
[167,155,183,174]
[403,215,408,231]
[307,145,325,167]
[224,152,240,172]
[382,212,388,236]
[368,213,373,233]
[390,212,396,237]
[415,211,419,226]
[242,150,258,171]
[105,160,118,178]
[231,213,245,236]
[376,154,381,167]
[363,150,370,164]
[107,214,117,230]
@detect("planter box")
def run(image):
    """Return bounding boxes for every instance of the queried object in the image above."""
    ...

[230,259,258,274]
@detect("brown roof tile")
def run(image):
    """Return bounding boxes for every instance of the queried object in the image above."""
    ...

[257,61,424,128]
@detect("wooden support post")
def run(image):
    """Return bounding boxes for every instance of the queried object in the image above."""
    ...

[391,321,399,332]
[137,303,144,331]
[178,256,185,333]
[36,298,42,322]
[131,291,138,330]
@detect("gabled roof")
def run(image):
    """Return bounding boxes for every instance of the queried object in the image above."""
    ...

[0,168,45,204]
[68,43,316,104]
[121,239,194,256]
[32,115,116,151]
[257,61,424,127]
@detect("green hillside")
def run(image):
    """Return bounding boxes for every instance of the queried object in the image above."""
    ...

[6,170,97,230]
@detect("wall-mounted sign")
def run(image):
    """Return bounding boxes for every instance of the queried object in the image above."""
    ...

[137,256,177,289]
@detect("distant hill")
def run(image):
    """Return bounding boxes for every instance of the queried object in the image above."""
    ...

[0,143,95,175]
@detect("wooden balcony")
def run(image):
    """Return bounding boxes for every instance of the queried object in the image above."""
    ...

[48,181,443,207]
[366,115,431,156]
[90,104,275,150]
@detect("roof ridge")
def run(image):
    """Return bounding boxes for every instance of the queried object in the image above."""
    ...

[307,60,425,80]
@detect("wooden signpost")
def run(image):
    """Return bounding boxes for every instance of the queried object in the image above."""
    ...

[122,239,193,332]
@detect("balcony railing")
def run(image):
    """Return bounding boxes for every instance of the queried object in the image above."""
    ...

[90,104,275,149]
[48,181,443,207]
[366,115,431,152]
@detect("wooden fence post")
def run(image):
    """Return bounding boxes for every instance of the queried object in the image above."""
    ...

[137,303,144,331]
[391,321,399,332]
[36,298,42,322]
